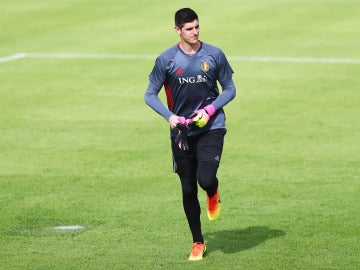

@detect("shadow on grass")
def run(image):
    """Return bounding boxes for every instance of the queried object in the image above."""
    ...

[204,226,286,254]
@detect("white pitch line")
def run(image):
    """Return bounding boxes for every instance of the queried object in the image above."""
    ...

[0,53,27,63]
[1,52,360,64]
[22,53,360,64]
[24,52,157,60]
[54,225,84,230]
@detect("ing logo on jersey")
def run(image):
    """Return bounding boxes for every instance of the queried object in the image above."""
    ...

[178,75,207,85]
[200,61,210,72]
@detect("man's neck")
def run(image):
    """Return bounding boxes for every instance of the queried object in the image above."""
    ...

[179,41,201,55]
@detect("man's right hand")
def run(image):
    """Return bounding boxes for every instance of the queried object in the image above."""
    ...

[168,115,192,129]
[168,115,180,130]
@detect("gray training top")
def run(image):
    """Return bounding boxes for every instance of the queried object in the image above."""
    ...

[144,41,236,137]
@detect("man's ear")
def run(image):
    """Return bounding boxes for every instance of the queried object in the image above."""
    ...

[174,26,181,35]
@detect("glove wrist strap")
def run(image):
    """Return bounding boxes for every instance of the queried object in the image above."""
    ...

[204,104,216,117]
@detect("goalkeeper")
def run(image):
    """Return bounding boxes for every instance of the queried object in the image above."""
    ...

[144,8,236,261]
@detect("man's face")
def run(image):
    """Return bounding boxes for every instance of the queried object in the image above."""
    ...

[175,20,200,45]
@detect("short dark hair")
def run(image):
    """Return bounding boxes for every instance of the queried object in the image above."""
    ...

[175,8,198,28]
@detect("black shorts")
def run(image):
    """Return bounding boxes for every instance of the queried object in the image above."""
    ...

[171,128,226,173]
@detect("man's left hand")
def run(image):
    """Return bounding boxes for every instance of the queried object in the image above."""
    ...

[192,104,216,128]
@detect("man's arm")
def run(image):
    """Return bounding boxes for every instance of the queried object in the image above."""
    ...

[211,78,236,110]
[144,82,173,121]
[191,77,236,128]
[145,83,184,130]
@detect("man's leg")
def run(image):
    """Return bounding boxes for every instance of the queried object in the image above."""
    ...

[196,129,226,221]
[171,138,204,243]
[196,129,226,192]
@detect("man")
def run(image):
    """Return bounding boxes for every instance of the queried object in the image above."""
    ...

[144,8,236,261]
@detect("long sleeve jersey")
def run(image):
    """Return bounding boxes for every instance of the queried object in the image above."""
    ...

[144,42,236,137]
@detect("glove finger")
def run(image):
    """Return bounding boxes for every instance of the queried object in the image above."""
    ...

[178,141,183,149]
[180,139,188,150]
[176,138,183,150]
[182,139,189,151]
[175,131,186,150]
[175,130,182,145]
[178,137,188,151]
[192,114,201,122]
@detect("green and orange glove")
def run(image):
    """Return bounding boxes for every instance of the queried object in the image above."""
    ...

[192,104,216,128]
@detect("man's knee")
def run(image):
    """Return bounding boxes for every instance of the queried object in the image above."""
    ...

[196,162,218,191]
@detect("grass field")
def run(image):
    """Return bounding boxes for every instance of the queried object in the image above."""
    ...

[1,0,360,269]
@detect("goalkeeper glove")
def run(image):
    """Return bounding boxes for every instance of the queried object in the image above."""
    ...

[175,117,190,151]
[192,104,216,128]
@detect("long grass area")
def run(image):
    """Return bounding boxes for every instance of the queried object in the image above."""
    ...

[1,1,359,269]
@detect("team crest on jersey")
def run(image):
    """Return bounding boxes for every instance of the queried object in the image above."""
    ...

[200,61,210,72]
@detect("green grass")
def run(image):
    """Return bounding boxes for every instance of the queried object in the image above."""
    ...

[1,0,359,269]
